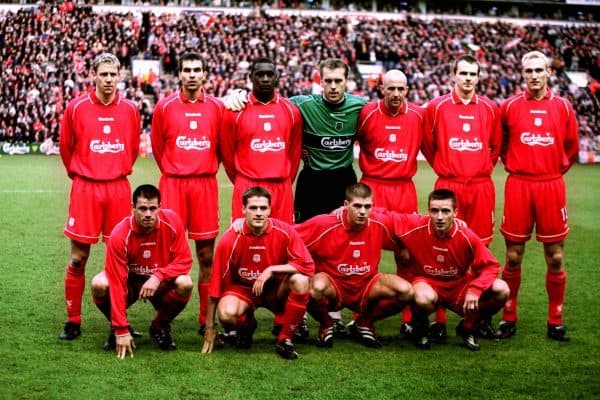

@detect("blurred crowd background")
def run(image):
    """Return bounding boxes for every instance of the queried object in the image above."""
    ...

[0,1,598,159]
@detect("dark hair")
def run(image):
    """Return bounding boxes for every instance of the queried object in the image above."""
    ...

[242,186,272,206]
[178,51,206,72]
[133,184,161,205]
[250,57,276,75]
[428,189,456,209]
[319,58,349,79]
[345,182,372,201]
[452,54,480,75]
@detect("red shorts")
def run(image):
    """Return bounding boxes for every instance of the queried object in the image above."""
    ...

[64,177,131,244]
[324,272,381,313]
[159,175,219,240]
[361,176,418,213]
[127,275,177,309]
[435,176,495,245]
[500,175,569,243]
[413,276,472,315]
[222,276,290,314]
[231,175,294,224]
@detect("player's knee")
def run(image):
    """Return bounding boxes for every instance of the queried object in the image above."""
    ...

[414,289,436,310]
[195,240,214,268]
[217,304,238,325]
[505,243,524,267]
[310,275,328,299]
[198,265,213,283]
[197,249,213,269]
[290,273,310,293]
[90,273,108,297]
[395,279,414,302]
[175,275,193,295]
[546,251,563,271]
[69,255,88,270]
[493,279,510,302]
[505,251,523,268]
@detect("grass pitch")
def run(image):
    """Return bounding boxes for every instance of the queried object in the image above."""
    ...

[0,155,598,400]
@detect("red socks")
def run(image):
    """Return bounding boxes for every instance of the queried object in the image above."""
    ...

[307,298,332,329]
[277,291,310,342]
[434,307,446,324]
[64,264,85,325]
[402,306,412,324]
[546,269,566,326]
[501,266,522,322]
[152,290,191,330]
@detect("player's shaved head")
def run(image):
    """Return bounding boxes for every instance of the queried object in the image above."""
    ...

[382,69,407,87]
[381,69,408,113]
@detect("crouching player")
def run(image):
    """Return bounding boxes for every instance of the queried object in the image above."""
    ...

[91,184,193,359]
[295,183,414,348]
[201,187,314,360]
[392,189,509,351]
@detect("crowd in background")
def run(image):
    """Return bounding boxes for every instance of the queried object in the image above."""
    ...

[0,3,598,155]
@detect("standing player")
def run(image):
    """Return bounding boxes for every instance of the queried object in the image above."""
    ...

[295,183,414,348]
[201,187,314,359]
[91,184,193,358]
[151,51,224,335]
[58,52,140,340]
[496,51,579,341]
[355,69,424,336]
[387,189,509,351]
[422,54,502,339]
[356,69,424,215]
[219,57,302,224]
[292,58,367,335]
[292,58,367,223]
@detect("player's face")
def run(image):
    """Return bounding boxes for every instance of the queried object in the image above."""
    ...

[93,62,120,100]
[453,60,479,95]
[179,60,205,94]
[243,196,271,233]
[382,77,407,112]
[133,197,160,233]
[344,196,373,229]
[522,57,550,97]
[428,199,456,236]
[322,67,347,104]
[250,63,277,98]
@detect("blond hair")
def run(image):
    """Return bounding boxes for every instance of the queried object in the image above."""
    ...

[92,53,121,72]
[521,51,550,68]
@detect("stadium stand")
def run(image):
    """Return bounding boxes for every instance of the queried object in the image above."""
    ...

[0,2,598,160]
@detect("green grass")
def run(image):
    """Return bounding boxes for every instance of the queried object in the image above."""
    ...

[0,155,598,400]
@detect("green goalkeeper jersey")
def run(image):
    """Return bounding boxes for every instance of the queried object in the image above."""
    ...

[291,93,367,171]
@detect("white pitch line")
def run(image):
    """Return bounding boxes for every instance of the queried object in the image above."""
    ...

[1,183,233,193]
[1,189,64,193]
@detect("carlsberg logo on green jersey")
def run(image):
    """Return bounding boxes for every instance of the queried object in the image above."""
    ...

[321,137,352,149]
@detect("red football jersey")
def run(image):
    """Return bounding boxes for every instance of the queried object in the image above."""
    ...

[60,89,140,181]
[295,211,395,293]
[105,209,193,335]
[151,90,223,176]
[500,90,579,178]
[423,90,501,178]
[219,93,302,182]
[390,212,500,296]
[209,218,314,298]
[356,99,424,180]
